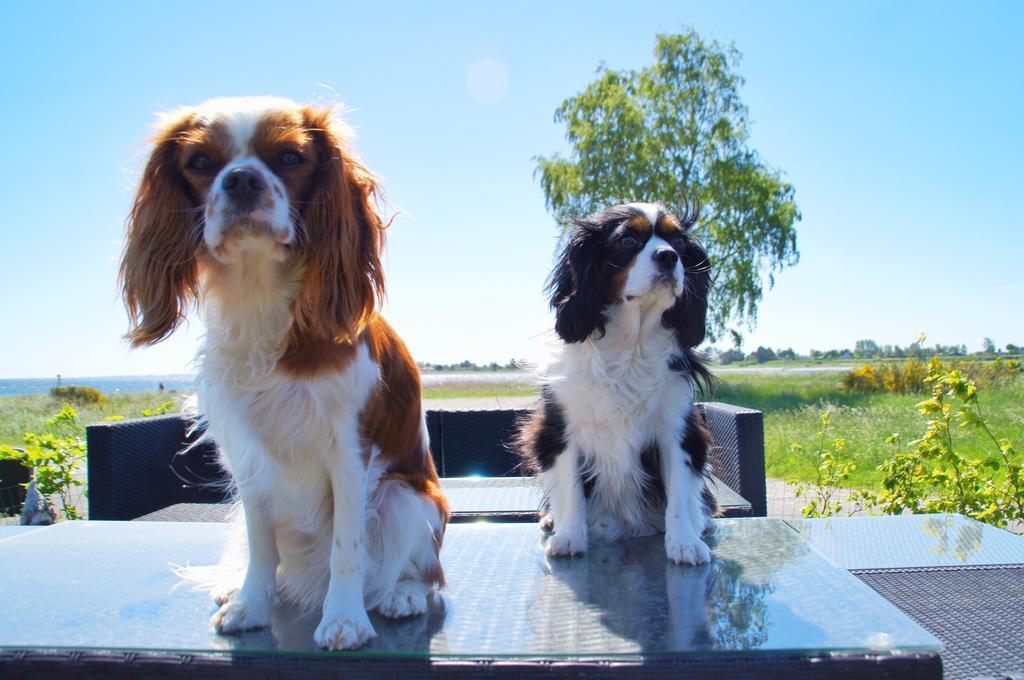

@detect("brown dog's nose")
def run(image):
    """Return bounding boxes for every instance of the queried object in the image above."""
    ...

[222,167,265,206]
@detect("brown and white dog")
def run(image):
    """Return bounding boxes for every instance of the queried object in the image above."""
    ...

[120,97,448,650]
[517,202,717,564]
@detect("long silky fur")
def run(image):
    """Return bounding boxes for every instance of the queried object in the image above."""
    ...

[126,99,447,641]
[518,201,719,550]
[177,451,423,613]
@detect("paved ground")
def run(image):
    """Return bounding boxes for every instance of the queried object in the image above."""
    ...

[765,478,861,520]
[22,479,834,523]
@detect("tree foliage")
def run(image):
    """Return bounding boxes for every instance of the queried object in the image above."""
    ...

[536,30,800,338]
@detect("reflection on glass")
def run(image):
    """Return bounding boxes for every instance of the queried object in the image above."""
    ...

[786,514,1022,570]
[922,515,983,563]
[530,537,719,653]
[709,558,772,650]
[530,521,810,654]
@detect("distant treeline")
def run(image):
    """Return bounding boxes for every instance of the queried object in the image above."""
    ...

[712,338,1022,365]
[417,359,524,372]
[415,338,1024,370]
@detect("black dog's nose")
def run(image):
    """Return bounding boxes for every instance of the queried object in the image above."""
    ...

[653,247,679,269]
[222,167,265,205]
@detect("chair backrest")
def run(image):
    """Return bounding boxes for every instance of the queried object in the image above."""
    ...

[160,404,747,480]
[164,409,529,490]
[87,410,529,519]
[427,410,525,477]
[87,402,765,520]
[87,415,226,521]
[0,459,30,515]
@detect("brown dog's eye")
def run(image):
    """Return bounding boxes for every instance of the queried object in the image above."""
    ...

[187,153,213,171]
[280,150,304,167]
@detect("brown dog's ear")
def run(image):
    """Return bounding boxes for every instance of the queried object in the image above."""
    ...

[292,107,386,341]
[120,113,203,348]
[663,235,711,348]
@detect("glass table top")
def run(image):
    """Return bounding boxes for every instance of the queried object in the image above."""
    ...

[0,518,938,658]
[785,514,1024,571]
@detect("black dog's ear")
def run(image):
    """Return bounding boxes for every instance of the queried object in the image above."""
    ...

[663,236,711,347]
[548,221,607,343]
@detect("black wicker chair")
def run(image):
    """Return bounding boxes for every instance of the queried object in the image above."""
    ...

[86,402,765,522]
[0,458,30,515]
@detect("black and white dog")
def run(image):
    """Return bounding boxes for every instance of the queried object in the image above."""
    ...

[518,202,717,564]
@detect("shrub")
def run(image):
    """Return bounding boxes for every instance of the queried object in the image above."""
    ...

[50,385,107,405]
[843,357,1021,395]
[842,358,930,394]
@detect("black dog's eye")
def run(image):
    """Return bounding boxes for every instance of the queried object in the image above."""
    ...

[279,150,304,167]
[619,234,642,249]
[667,231,687,246]
[187,153,213,171]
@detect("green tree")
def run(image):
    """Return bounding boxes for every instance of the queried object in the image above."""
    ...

[536,30,801,338]
[854,339,880,358]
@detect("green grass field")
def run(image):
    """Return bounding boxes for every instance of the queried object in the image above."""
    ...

[421,381,539,401]
[0,382,541,448]
[2,370,1021,491]
[0,392,189,447]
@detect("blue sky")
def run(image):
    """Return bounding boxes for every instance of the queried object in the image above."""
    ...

[1,1,1021,379]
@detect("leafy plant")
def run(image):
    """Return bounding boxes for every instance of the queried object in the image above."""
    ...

[862,363,1024,527]
[799,350,1023,528]
[0,404,87,520]
[790,411,858,518]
